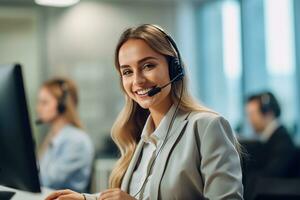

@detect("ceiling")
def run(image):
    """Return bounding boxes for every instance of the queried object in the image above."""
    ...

[0,0,207,6]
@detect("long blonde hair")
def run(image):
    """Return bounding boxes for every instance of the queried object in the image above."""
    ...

[109,24,214,188]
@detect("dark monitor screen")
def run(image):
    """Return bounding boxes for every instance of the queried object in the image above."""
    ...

[0,64,41,193]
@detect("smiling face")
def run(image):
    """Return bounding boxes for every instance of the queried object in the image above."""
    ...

[118,39,172,111]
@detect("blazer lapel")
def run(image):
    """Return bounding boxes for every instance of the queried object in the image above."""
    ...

[149,111,190,200]
[121,140,144,192]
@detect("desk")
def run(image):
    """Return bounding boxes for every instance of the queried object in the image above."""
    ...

[0,185,54,200]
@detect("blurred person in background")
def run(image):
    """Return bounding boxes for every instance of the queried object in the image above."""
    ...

[37,77,94,192]
[243,91,296,199]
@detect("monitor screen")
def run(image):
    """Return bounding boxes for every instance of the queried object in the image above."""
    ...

[0,64,41,193]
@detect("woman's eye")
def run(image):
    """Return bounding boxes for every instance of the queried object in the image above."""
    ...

[143,63,155,70]
[122,69,132,76]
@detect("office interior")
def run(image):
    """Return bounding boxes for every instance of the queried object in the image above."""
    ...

[1,0,300,199]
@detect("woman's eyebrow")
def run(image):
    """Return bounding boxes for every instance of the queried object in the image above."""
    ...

[137,56,158,65]
[120,65,130,69]
[120,56,158,69]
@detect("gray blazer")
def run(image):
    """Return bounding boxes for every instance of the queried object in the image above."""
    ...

[85,110,243,200]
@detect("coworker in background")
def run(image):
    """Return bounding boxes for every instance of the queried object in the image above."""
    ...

[244,91,296,199]
[37,78,94,192]
[45,24,243,200]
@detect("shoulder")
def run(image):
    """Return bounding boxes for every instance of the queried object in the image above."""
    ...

[188,111,228,129]
[60,125,93,148]
[187,111,234,141]
[188,111,219,121]
[274,125,290,136]
[269,125,294,145]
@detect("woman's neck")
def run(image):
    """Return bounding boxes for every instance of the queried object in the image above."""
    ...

[39,117,68,159]
[149,96,173,129]
[50,117,69,136]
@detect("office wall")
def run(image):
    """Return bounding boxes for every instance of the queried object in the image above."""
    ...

[0,1,178,152]
[43,1,177,151]
[0,7,43,138]
[0,0,205,152]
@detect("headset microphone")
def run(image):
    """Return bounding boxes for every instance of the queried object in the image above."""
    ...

[148,87,161,97]
[35,119,43,125]
[147,73,183,97]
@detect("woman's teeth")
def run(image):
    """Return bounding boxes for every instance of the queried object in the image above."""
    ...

[136,88,152,95]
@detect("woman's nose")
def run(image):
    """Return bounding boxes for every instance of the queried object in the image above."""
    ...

[133,72,146,85]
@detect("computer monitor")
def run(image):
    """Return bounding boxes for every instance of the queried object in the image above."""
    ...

[0,64,41,193]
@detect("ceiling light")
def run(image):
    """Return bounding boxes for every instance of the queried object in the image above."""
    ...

[35,0,80,7]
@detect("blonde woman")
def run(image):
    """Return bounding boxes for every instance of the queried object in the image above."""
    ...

[37,78,94,192]
[46,24,243,200]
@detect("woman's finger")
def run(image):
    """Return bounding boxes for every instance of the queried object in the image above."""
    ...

[99,189,120,200]
[100,188,120,195]
[45,189,73,200]
[57,193,83,200]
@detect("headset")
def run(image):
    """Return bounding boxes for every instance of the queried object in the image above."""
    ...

[258,92,281,117]
[56,79,69,114]
[260,93,271,114]
[35,79,69,125]
[247,91,281,118]
[146,24,185,97]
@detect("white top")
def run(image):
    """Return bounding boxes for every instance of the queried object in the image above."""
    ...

[129,104,176,200]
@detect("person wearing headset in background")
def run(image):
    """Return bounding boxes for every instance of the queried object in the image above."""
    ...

[243,91,296,200]
[45,24,243,200]
[37,78,94,192]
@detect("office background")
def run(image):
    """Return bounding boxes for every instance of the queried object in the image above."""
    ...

[0,0,299,154]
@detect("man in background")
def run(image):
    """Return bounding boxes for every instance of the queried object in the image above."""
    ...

[243,91,296,199]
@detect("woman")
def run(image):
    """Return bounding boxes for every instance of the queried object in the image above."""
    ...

[37,78,94,192]
[46,24,243,200]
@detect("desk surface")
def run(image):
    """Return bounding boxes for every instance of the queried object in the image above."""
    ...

[0,185,54,200]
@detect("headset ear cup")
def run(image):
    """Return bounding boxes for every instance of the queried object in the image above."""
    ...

[169,57,184,81]
[260,93,271,115]
[260,104,267,114]
[168,57,176,80]
[57,90,67,114]
[57,103,66,114]
[175,59,184,80]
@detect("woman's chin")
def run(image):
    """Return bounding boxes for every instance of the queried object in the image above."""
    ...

[138,103,151,109]
[136,100,155,110]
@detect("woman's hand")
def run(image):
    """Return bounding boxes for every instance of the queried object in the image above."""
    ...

[99,188,136,200]
[44,189,84,200]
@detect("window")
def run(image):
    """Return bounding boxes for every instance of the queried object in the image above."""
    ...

[222,0,242,129]
[264,0,297,132]
[196,0,242,130]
